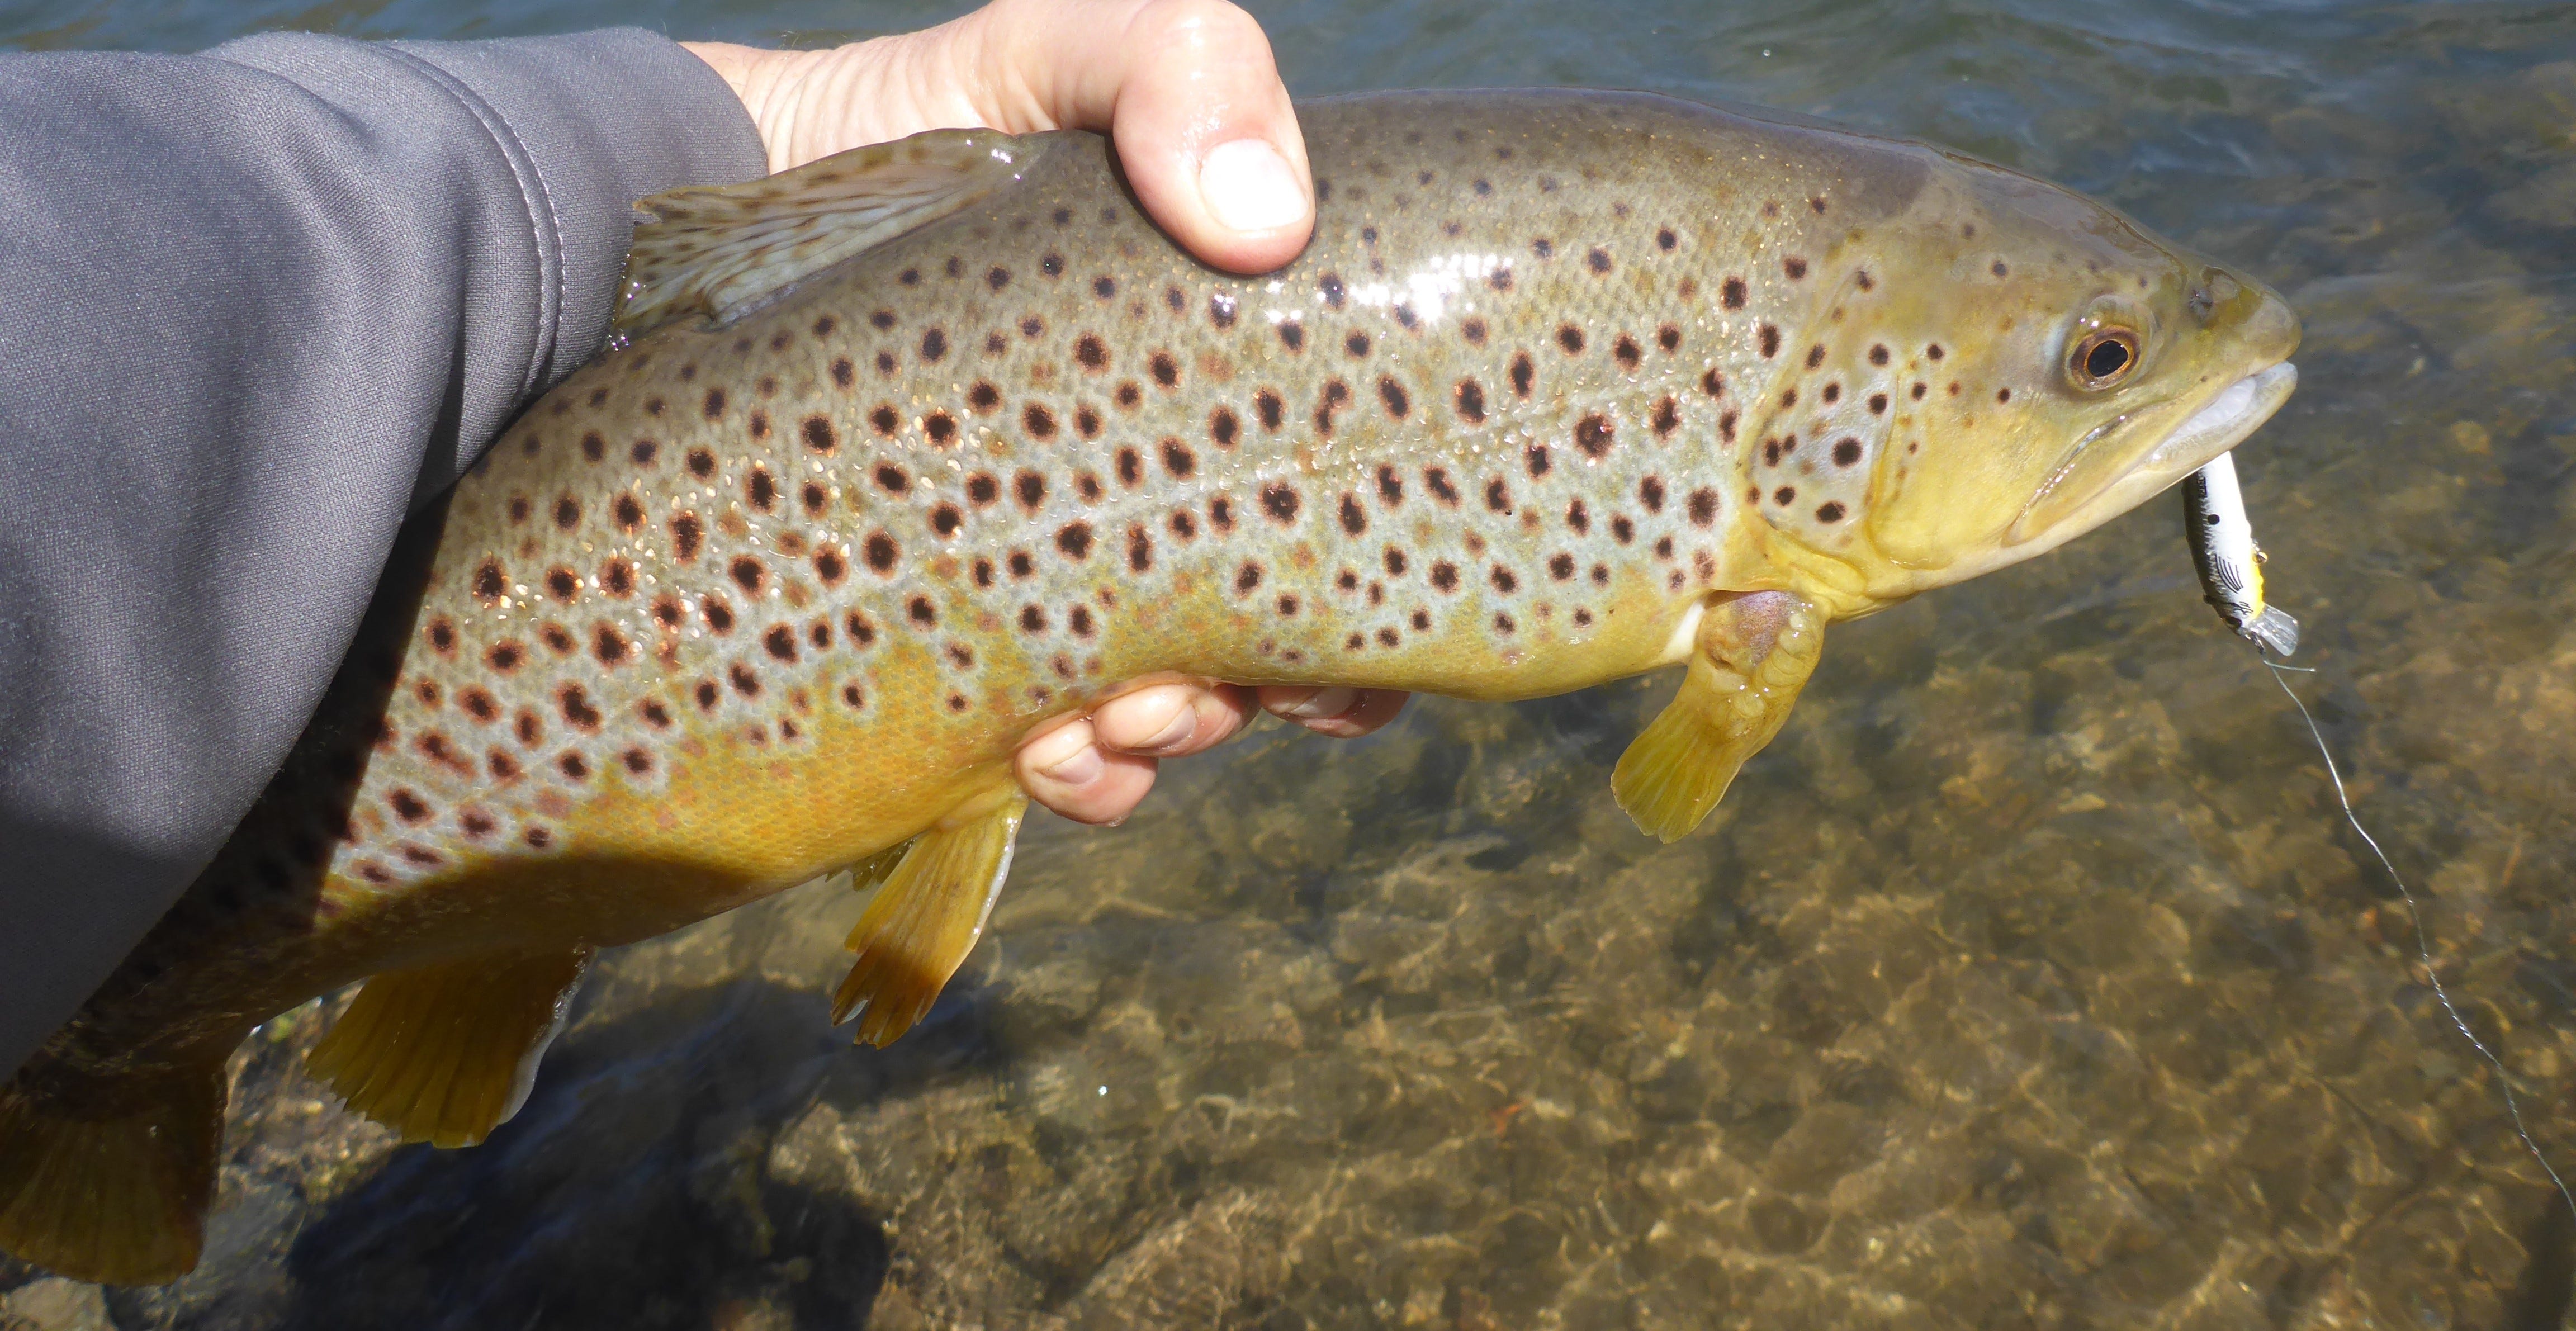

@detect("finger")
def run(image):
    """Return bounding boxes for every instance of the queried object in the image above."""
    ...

[1088,682,1259,757]
[1015,717,1161,824]
[960,0,1313,271]
[1259,686,1411,738]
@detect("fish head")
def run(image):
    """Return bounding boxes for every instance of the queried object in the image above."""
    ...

[1749,147,2299,606]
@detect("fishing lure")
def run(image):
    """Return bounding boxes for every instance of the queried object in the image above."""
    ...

[2183,452,2300,655]
[2187,456,2576,1225]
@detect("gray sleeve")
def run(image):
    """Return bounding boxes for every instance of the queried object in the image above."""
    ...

[0,29,768,1076]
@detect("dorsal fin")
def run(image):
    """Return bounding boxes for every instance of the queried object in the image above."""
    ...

[612,129,1052,344]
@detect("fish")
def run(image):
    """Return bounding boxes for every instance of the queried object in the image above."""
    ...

[0,88,2299,1283]
[2183,449,2300,654]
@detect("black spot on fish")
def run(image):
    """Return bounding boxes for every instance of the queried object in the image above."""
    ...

[1759,325,1781,358]
[1722,277,1748,309]
[1557,324,1585,355]
[1817,501,1846,523]
[864,532,897,572]
[920,329,947,362]
[1278,320,1304,352]
[1526,444,1550,477]
[1576,414,1614,460]
[1057,522,1093,558]
[1510,353,1535,397]
[1379,376,1408,417]
[1261,484,1301,523]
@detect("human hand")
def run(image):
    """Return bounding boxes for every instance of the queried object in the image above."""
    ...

[683,1,1410,825]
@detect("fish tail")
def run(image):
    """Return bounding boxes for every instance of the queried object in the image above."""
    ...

[0,1053,229,1285]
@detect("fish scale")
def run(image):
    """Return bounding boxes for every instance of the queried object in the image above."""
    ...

[1,88,2300,1285]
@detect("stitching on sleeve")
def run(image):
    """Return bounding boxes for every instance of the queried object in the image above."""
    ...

[376,45,566,406]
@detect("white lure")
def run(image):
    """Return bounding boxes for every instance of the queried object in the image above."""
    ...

[2182,451,2299,656]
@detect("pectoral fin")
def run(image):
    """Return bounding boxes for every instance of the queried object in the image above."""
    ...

[306,947,592,1148]
[1612,591,1824,842]
[831,788,1029,1048]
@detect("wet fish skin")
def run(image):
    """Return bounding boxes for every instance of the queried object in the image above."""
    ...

[0,89,2296,1284]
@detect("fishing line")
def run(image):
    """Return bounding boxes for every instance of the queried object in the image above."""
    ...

[2255,646,2576,1224]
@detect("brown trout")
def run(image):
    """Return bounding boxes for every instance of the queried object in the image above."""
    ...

[0,89,2296,1282]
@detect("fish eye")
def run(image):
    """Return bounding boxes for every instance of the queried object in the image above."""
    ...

[2068,328,2139,391]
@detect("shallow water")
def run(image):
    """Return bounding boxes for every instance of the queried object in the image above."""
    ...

[6,1,2576,1327]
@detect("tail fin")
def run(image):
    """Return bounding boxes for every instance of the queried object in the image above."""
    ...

[0,1058,229,1285]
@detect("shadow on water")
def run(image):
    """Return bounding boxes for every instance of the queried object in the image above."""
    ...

[264,975,1002,1331]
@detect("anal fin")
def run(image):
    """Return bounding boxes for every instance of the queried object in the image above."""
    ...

[831,789,1029,1048]
[305,948,591,1148]
[1613,591,1825,842]
[0,1057,228,1285]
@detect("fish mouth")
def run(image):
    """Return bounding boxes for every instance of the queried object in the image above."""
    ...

[2005,361,2299,548]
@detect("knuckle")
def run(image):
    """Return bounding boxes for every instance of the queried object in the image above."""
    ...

[1135,0,1270,58]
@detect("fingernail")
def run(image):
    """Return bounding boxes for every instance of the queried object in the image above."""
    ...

[1273,686,1356,720]
[1029,729,1104,786]
[1200,139,1306,234]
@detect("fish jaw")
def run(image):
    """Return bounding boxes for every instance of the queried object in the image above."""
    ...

[1994,359,2298,566]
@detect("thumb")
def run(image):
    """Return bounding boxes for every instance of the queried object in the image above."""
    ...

[960,0,1314,273]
